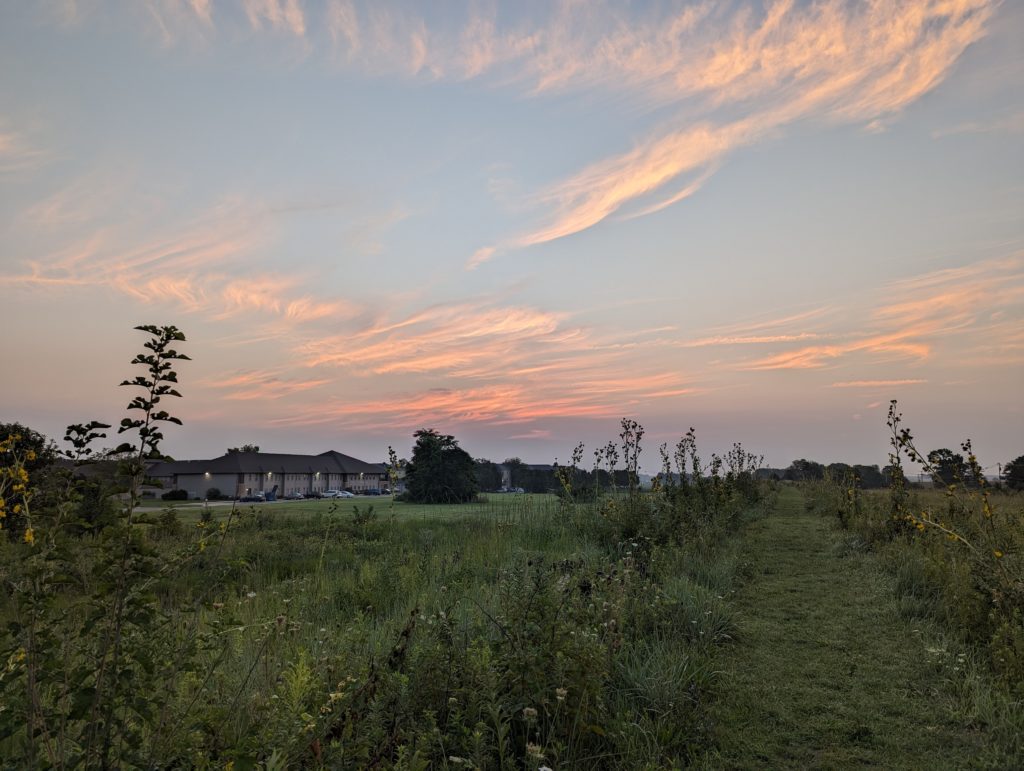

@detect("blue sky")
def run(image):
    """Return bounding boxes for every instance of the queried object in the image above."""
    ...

[2,0,1022,471]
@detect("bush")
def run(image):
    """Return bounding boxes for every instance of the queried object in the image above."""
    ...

[161,488,189,501]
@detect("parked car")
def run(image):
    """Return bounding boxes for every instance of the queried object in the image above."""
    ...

[364,488,382,496]
[283,491,304,500]
[324,490,355,499]
[238,492,266,503]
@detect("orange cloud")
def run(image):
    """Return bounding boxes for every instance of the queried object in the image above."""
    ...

[735,253,1024,371]
[269,366,695,432]
[465,0,996,255]
[831,380,927,388]
[5,200,364,333]
[203,370,331,400]
[242,0,306,37]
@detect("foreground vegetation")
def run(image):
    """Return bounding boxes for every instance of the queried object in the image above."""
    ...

[0,326,770,768]
[0,476,767,768]
[803,403,1024,765]
[708,486,1005,768]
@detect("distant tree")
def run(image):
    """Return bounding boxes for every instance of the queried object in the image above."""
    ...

[0,422,62,535]
[1002,455,1024,491]
[784,459,825,481]
[852,464,886,489]
[473,459,503,492]
[405,429,478,504]
[826,462,852,479]
[226,443,260,454]
[927,448,965,488]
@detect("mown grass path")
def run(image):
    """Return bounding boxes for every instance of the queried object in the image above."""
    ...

[705,486,986,769]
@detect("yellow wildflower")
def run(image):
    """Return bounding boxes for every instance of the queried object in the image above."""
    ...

[23,528,34,546]
[993,550,1004,559]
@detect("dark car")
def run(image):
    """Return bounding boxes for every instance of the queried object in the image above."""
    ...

[283,491,304,500]
[364,488,382,496]
[238,493,266,503]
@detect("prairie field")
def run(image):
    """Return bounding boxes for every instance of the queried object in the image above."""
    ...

[0,459,773,768]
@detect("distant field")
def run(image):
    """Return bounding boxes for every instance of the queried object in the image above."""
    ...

[136,492,560,522]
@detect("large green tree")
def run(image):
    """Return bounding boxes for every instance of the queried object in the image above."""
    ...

[1003,455,1024,491]
[927,448,965,487]
[405,429,478,504]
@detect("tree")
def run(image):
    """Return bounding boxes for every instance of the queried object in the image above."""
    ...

[1003,455,1024,491]
[852,464,886,489]
[227,443,260,454]
[473,459,503,492]
[783,459,825,481]
[405,429,478,503]
[927,448,965,488]
[0,422,60,536]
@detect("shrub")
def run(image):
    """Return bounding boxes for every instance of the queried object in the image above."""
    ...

[161,488,189,501]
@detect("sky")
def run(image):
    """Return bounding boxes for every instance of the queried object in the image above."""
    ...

[1,0,1022,472]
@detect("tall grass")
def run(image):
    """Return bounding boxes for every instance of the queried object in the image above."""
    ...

[805,401,1024,764]
[1,431,767,768]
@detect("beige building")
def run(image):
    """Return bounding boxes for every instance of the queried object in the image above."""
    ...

[147,450,387,500]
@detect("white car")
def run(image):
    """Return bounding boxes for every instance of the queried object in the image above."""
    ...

[323,490,355,499]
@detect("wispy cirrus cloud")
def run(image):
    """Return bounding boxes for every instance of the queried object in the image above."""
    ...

[202,369,330,400]
[242,0,305,37]
[39,2,996,266]
[0,126,50,173]
[731,253,1024,371]
[468,0,995,263]
[830,379,927,388]
[932,110,1024,137]
[3,198,363,329]
[268,369,699,432]
[221,297,700,429]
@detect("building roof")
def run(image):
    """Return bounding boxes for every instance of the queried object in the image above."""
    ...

[148,451,386,477]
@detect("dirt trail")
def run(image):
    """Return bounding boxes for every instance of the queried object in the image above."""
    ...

[705,486,985,769]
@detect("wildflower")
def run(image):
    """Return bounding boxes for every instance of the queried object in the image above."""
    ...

[526,742,544,760]
[523,707,538,721]
[212,602,224,610]
[555,687,567,702]
[23,527,34,546]
[993,550,1004,559]
[13,504,21,514]
[246,591,257,599]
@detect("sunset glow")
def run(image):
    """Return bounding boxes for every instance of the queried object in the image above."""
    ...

[2,0,1021,469]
